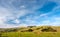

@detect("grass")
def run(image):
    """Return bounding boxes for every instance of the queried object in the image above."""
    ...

[1,32,60,37]
[0,26,60,37]
[1,32,20,37]
[20,32,60,37]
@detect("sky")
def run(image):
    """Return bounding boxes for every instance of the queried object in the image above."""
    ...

[0,0,60,28]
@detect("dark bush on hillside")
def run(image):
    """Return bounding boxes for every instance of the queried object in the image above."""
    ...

[27,29,33,32]
[4,29,18,32]
[21,29,33,32]
[11,29,17,32]
[27,26,36,28]
[36,28,41,30]
[41,27,57,32]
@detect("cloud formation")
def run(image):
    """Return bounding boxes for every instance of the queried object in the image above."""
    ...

[0,0,60,28]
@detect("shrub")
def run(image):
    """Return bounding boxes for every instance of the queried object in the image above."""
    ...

[27,29,33,32]
[27,26,36,28]
[41,27,57,32]
[21,29,33,32]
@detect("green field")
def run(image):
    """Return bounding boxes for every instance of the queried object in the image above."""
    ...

[1,32,20,37]
[0,26,60,37]
[20,32,60,37]
[1,32,60,37]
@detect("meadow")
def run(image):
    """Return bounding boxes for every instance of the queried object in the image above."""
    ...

[0,26,60,37]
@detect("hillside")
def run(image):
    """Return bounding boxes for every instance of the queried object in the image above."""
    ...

[0,26,60,37]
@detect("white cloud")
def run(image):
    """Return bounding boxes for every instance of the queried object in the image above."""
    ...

[0,0,32,28]
[0,0,60,28]
[14,19,20,24]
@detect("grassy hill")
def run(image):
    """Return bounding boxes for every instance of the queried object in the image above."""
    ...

[0,26,60,37]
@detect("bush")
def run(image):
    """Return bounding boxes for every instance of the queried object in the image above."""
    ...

[21,29,33,32]
[41,27,57,32]
[27,26,36,28]
[27,29,33,32]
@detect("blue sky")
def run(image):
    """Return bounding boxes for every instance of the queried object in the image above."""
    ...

[0,0,60,28]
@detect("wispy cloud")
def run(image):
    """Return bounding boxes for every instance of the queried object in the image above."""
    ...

[0,0,60,28]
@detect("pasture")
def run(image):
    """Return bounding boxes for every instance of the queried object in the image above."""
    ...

[0,26,60,37]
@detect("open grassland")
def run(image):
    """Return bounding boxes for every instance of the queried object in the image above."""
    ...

[1,32,20,37]
[0,26,60,37]
[1,32,60,37]
[20,32,60,37]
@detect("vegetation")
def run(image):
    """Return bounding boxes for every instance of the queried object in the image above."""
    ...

[41,26,57,32]
[0,26,60,37]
